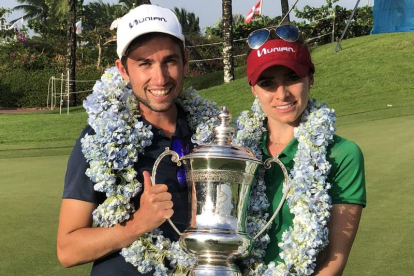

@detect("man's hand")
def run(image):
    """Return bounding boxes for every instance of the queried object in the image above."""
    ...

[133,171,174,233]
[57,171,174,267]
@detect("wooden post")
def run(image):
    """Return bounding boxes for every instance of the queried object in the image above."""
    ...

[66,0,77,106]
[222,0,234,83]
[332,9,336,43]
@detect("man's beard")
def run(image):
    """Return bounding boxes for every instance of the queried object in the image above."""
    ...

[135,94,177,113]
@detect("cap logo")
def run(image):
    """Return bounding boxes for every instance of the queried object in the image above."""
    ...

[257,47,295,58]
[129,17,167,29]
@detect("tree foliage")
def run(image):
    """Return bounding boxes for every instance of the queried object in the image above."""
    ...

[0,8,17,40]
[80,0,123,69]
[12,0,49,22]
[173,7,200,35]
[0,0,375,107]
[295,0,373,45]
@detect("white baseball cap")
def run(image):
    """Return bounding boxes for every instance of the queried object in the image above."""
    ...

[116,4,185,59]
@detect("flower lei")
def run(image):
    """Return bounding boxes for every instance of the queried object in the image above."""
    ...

[81,67,219,275]
[233,98,336,275]
[81,67,336,276]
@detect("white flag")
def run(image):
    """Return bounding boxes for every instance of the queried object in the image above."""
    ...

[110,18,122,30]
[9,17,25,30]
[76,20,82,34]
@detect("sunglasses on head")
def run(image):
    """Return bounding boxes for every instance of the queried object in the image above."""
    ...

[247,24,300,50]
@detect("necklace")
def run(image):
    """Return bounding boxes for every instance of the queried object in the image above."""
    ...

[82,68,337,276]
[268,141,284,147]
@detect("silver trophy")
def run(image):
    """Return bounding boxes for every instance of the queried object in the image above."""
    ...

[152,107,289,276]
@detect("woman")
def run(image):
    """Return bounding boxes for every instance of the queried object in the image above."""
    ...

[236,25,366,275]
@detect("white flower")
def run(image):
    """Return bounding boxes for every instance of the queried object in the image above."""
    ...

[236,99,335,275]
[82,67,336,275]
[82,69,219,274]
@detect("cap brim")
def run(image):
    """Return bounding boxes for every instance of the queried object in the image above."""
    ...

[118,30,185,59]
[249,59,310,86]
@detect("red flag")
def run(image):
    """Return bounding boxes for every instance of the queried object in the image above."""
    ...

[75,20,82,34]
[245,0,263,23]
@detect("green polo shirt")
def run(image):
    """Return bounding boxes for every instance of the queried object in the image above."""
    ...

[262,133,366,264]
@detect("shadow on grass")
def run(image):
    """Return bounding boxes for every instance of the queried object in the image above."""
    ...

[336,105,414,126]
[184,66,246,90]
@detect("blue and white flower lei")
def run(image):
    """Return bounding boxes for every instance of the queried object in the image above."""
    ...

[234,98,336,275]
[81,67,336,276]
[81,67,219,275]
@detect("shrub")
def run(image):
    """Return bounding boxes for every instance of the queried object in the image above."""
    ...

[0,67,104,108]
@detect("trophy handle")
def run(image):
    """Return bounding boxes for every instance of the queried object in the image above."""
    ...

[253,155,290,240]
[151,147,183,236]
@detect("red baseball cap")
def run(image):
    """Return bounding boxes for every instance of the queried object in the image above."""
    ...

[246,39,315,86]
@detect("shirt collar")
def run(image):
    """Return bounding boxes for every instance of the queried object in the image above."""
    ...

[174,105,191,138]
[261,128,298,159]
[141,104,191,139]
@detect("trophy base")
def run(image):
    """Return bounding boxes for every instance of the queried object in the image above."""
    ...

[191,264,241,276]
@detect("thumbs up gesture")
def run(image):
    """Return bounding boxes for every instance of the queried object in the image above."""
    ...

[134,171,174,233]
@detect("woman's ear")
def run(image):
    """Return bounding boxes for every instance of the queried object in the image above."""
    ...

[251,86,257,98]
[309,74,314,89]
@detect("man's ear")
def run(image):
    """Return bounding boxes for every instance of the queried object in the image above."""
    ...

[116,59,130,83]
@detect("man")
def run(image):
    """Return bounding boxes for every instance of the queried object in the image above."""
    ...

[57,5,192,275]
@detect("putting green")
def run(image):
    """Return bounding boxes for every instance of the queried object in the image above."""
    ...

[337,115,414,276]
[0,115,413,276]
[0,155,91,276]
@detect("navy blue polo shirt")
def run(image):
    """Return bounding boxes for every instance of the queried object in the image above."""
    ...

[63,105,192,276]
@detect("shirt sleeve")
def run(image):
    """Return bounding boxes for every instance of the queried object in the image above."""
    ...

[62,125,98,203]
[328,138,367,207]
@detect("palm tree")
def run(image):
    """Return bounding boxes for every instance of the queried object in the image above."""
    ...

[66,0,77,105]
[222,0,234,83]
[118,0,149,10]
[12,0,76,22]
[281,0,291,24]
[172,7,211,73]
[12,0,49,22]
[83,0,124,69]
[173,7,200,34]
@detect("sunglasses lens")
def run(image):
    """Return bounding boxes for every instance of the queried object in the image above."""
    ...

[276,25,299,42]
[248,29,271,49]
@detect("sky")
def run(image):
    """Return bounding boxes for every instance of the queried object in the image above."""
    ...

[2,0,373,31]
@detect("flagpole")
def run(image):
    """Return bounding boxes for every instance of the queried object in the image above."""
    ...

[278,0,300,26]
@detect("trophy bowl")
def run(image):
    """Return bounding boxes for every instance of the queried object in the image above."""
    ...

[179,144,261,276]
[152,107,288,276]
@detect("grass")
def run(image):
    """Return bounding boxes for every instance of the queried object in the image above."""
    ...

[2,32,413,159]
[0,107,86,158]
[336,115,414,276]
[0,155,92,276]
[1,115,413,276]
[197,31,414,121]
[1,32,414,275]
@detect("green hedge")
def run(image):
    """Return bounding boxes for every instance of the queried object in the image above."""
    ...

[0,67,104,108]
